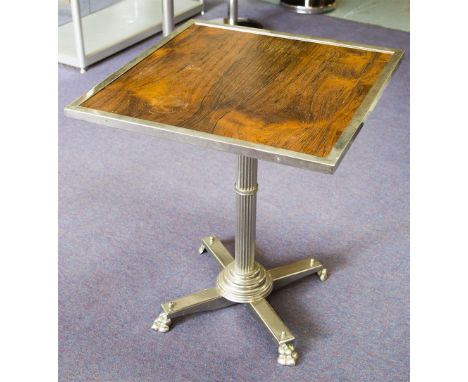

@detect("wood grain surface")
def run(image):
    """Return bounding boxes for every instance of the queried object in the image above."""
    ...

[82,24,394,158]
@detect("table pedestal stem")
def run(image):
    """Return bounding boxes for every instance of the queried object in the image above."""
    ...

[235,155,257,274]
[216,156,272,303]
[152,154,328,366]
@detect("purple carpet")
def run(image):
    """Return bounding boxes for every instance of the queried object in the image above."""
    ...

[59,1,410,380]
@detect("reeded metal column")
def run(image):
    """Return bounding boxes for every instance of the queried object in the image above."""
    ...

[235,155,258,274]
[215,155,272,303]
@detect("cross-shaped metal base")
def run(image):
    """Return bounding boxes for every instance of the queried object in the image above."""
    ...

[152,236,327,366]
[152,155,328,366]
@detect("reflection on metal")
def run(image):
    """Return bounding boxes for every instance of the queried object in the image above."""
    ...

[217,261,273,303]
[280,0,336,15]
[151,154,328,365]
[249,298,295,344]
[228,0,238,25]
[201,236,234,268]
[235,155,258,274]
[162,0,175,36]
[270,258,326,289]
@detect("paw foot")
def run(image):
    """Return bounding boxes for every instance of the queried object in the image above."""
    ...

[318,268,328,281]
[198,244,207,255]
[151,313,171,333]
[277,343,298,366]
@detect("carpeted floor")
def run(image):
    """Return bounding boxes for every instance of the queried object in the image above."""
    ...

[59,1,410,381]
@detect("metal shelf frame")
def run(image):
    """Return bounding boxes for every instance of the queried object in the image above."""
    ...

[59,0,204,72]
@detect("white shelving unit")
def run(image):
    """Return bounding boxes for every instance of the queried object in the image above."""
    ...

[59,0,203,72]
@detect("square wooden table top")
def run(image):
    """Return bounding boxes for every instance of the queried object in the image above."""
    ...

[66,20,403,174]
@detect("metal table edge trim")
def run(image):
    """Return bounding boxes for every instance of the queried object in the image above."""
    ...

[64,105,336,174]
[64,19,405,175]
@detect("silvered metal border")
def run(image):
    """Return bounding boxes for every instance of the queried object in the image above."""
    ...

[65,19,404,174]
